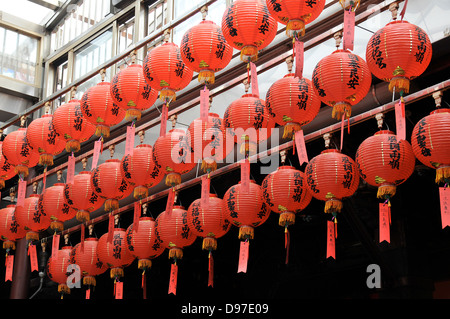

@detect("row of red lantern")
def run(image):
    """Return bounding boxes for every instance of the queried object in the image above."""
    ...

[1,106,449,297]
[0,0,433,189]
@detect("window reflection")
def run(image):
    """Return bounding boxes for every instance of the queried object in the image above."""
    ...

[0,26,38,84]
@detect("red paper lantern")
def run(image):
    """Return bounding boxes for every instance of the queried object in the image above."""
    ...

[2,128,40,178]
[411,108,450,184]
[262,166,312,228]
[221,0,278,62]
[120,144,161,200]
[15,194,51,241]
[64,171,105,222]
[266,0,325,37]
[223,93,274,155]
[70,236,107,288]
[365,20,432,94]
[187,113,230,174]
[110,64,158,121]
[26,114,66,167]
[52,99,96,153]
[0,142,16,189]
[154,206,196,260]
[305,149,359,216]
[262,166,312,263]
[312,49,371,120]
[38,183,76,232]
[265,74,321,139]
[143,42,194,102]
[187,194,231,252]
[97,227,135,280]
[126,216,164,271]
[47,245,73,297]
[356,130,416,202]
[180,19,233,84]
[223,180,271,240]
[80,81,126,138]
[91,159,133,212]
[187,194,231,286]
[0,204,26,251]
[153,129,196,187]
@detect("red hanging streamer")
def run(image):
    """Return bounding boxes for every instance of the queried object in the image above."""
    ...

[80,223,85,253]
[17,179,27,207]
[294,129,308,165]
[250,62,259,97]
[91,139,102,170]
[326,220,336,259]
[294,39,304,78]
[208,252,214,287]
[241,159,250,193]
[201,175,210,208]
[107,213,114,243]
[28,244,38,272]
[200,87,209,121]
[66,154,76,184]
[440,187,450,229]
[168,262,178,295]
[395,97,406,141]
[284,227,290,265]
[134,201,141,232]
[237,240,249,273]
[343,9,355,51]
[166,187,175,215]
[5,255,14,282]
[160,103,168,137]
[379,203,391,243]
[52,233,60,260]
[125,124,136,156]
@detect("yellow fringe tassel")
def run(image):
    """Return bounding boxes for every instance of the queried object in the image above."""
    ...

[168,247,183,260]
[389,77,410,94]
[324,199,343,214]
[240,46,258,62]
[198,70,215,85]
[110,267,124,279]
[15,165,29,178]
[283,122,301,139]
[66,140,81,153]
[240,141,257,156]
[201,158,217,173]
[125,108,142,122]
[58,284,70,295]
[83,275,97,287]
[377,184,397,199]
[286,19,306,37]
[104,199,119,212]
[26,231,39,242]
[138,259,152,270]
[202,237,217,251]
[3,240,15,250]
[0,179,4,189]
[331,102,352,121]
[95,125,110,138]
[436,166,450,184]
[165,172,181,187]
[50,221,64,232]
[76,210,90,223]
[238,225,254,240]
[39,154,53,167]
[159,88,176,102]
[279,211,296,227]
[134,185,149,200]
